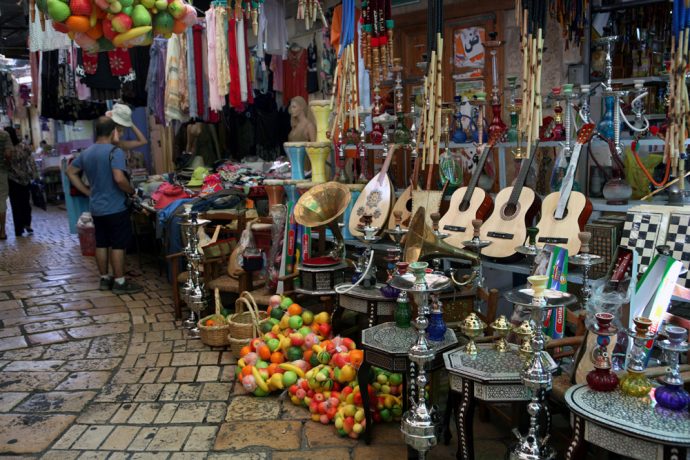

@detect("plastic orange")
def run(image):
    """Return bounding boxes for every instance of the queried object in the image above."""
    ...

[241,365,253,377]
[172,19,186,34]
[85,23,103,39]
[270,351,285,364]
[287,303,302,316]
[205,319,216,326]
[267,363,280,375]
[349,349,364,368]
[257,345,271,361]
[65,15,91,33]
[239,345,252,357]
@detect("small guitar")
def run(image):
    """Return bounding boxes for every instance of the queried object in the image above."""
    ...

[535,123,596,255]
[480,141,541,260]
[439,128,503,249]
[387,148,422,234]
[349,144,398,237]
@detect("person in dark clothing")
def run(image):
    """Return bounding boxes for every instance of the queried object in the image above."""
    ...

[5,127,38,237]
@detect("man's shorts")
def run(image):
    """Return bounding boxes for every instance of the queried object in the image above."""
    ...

[93,210,132,250]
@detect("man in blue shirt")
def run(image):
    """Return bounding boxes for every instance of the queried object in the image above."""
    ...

[67,117,142,295]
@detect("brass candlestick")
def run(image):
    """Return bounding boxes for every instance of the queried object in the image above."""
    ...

[461,312,486,356]
[490,315,511,352]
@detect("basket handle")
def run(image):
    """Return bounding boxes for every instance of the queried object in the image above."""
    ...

[214,289,223,316]
[235,296,261,337]
[239,291,263,332]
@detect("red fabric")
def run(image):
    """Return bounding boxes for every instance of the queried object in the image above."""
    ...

[107,49,132,76]
[193,24,205,117]
[82,52,98,75]
[283,49,308,104]
[227,17,242,109]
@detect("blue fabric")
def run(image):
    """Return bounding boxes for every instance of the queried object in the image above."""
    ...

[60,158,90,234]
[72,144,128,217]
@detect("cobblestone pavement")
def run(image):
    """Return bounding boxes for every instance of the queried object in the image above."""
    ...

[0,206,518,459]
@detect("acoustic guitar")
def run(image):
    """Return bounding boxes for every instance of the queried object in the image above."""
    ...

[535,123,595,255]
[348,144,398,237]
[479,141,541,259]
[439,129,503,249]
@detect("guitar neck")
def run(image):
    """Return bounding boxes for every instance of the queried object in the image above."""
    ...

[377,145,397,185]
[554,141,584,219]
[507,141,540,205]
[462,144,492,204]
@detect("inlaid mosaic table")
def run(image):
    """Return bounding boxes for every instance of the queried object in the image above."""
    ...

[443,343,558,460]
[335,283,397,330]
[564,384,690,460]
[359,321,458,445]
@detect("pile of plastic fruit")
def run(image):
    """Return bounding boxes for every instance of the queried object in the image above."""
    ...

[235,295,406,439]
[36,0,197,52]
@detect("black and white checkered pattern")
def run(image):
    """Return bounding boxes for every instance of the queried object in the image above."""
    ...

[620,211,664,273]
[665,213,690,288]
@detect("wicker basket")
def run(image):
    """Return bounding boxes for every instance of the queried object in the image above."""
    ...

[198,290,231,347]
[227,291,268,358]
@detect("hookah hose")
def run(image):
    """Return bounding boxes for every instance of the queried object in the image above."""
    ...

[334,248,376,294]
[631,130,671,187]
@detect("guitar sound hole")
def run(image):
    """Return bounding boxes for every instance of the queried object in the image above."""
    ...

[503,203,517,218]
[406,200,412,212]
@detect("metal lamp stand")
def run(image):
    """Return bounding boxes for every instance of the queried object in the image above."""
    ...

[179,208,210,339]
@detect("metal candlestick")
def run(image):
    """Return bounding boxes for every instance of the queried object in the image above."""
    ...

[390,266,451,457]
[585,312,620,391]
[620,317,657,397]
[506,275,577,460]
[490,315,511,352]
[461,312,486,356]
[655,325,690,410]
[568,232,604,307]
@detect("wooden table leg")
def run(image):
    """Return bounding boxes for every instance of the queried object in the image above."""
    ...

[454,378,475,460]
[359,360,374,445]
[565,415,586,460]
[444,391,456,446]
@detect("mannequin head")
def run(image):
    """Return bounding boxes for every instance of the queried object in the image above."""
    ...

[288,96,317,142]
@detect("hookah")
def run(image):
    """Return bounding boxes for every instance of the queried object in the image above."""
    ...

[352,214,382,289]
[356,107,371,183]
[458,219,492,315]
[506,76,521,143]
[568,232,604,308]
[550,87,565,141]
[179,206,210,339]
[470,92,488,144]
[506,275,577,460]
[515,227,541,272]
[392,58,411,145]
[439,109,463,190]
[655,325,690,410]
[381,210,408,299]
[486,32,506,140]
[619,316,657,397]
[594,35,620,140]
[390,259,452,457]
[586,312,620,391]
[370,84,385,145]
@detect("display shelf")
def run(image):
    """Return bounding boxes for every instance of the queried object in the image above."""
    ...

[609,76,669,85]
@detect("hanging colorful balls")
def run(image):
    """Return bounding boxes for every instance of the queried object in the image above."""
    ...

[37,0,195,51]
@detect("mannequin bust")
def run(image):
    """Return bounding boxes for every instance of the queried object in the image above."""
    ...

[287,96,317,142]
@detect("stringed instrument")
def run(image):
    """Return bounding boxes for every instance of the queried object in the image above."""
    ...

[387,167,420,233]
[439,128,503,249]
[480,141,541,259]
[349,144,398,236]
[535,123,595,255]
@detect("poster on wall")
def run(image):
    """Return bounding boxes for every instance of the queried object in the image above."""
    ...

[454,26,486,79]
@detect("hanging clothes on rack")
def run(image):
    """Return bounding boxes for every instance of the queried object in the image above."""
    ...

[257,0,288,59]
[146,38,167,125]
[164,32,189,122]
[283,47,308,105]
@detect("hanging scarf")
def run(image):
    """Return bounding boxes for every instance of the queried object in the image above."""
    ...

[228,16,242,109]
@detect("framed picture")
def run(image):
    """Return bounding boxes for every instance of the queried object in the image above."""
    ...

[454,26,486,79]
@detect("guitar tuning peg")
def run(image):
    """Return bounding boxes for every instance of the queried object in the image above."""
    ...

[578,231,591,254]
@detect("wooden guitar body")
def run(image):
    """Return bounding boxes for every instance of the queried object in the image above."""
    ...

[439,186,494,248]
[387,184,420,234]
[535,191,593,255]
[480,186,539,260]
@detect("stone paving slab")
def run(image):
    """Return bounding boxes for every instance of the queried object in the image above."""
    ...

[0,207,577,460]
